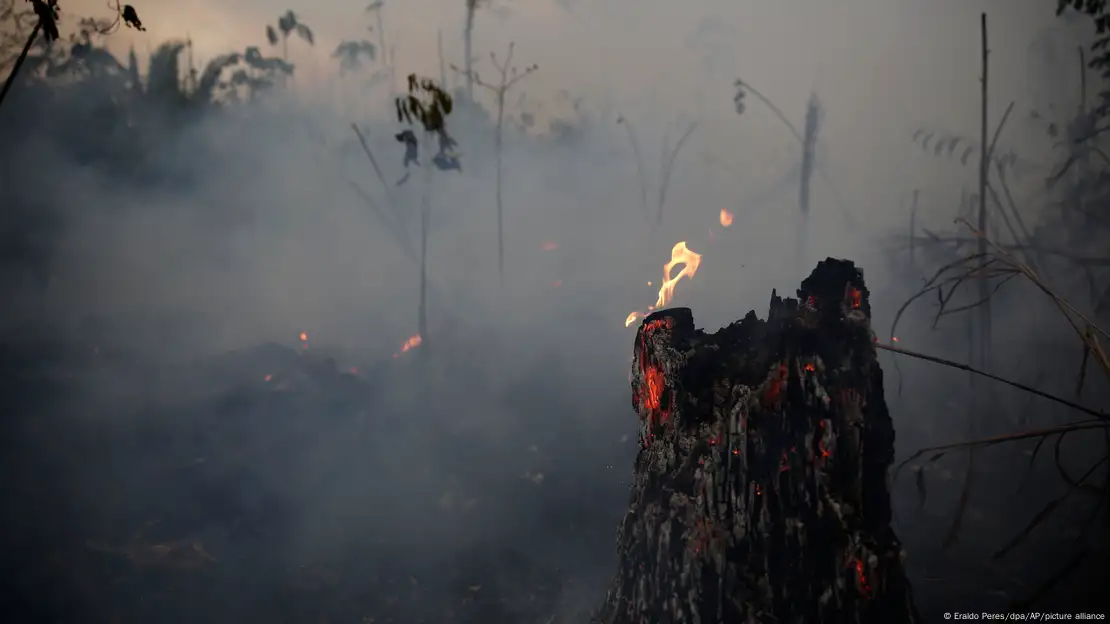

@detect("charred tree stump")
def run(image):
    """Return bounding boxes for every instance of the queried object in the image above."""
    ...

[597,259,918,624]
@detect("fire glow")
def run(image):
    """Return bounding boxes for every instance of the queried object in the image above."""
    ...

[393,334,422,358]
[625,241,702,327]
[719,208,734,227]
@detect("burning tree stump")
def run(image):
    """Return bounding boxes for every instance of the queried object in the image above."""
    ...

[597,259,918,624]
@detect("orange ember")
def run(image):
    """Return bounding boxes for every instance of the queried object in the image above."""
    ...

[763,363,788,406]
[719,208,734,227]
[541,241,558,251]
[641,365,665,411]
[854,558,871,597]
[848,287,861,309]
[393,334,423,358]
[299,332,308,343]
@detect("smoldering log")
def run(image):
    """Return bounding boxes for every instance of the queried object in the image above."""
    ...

[597,259,918,624]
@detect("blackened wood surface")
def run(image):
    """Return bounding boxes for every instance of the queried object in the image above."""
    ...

[597,259,918,624]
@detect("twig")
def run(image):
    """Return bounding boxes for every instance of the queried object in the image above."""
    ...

[876,342,1108,421]
[619,117,650,221]
[894,420,1109,477]
[0,21,41,115]
[654,120,697,227]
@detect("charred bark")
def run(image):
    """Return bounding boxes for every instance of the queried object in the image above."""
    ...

[597,259,918,624]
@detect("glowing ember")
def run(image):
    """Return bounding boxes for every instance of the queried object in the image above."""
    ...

[892,336,899,342]
[299,332,308,348]
[719,208,734,227]
[847,286,861,309]
[624,241,702,327]
[551,279,563,288]
[541,241,558,251]
[264,374,272,382]
[393,334,423,358]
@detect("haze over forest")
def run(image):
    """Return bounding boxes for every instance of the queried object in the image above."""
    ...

[0,0,1107,621]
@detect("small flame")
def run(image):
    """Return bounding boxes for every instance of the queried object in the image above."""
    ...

[393,334,423,358]
[655,241,702,309]
[551,279,563,288]
[892,336,899,342]
[719,208,734,227]
[299,332,308,347]
[624,242,702,327]
[264,374,273,382]
[349,367,358,374]
[541,242,558,251]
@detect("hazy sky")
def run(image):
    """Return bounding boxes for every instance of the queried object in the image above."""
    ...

[59,0,1067,226]
[23,0,1084,345]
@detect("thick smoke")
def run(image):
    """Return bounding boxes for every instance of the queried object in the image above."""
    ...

[1,0,1106,621]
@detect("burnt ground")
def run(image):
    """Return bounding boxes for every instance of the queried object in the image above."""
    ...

[0,328,634,624]
[1,316,1109,623]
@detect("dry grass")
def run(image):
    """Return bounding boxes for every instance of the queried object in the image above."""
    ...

[885,219,1110,607]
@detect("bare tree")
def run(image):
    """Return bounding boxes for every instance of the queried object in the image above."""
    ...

[453,42,537,282]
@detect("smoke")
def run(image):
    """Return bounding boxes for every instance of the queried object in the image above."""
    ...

[1,0,1106,620]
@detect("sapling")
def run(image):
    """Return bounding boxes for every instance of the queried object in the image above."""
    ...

[453,42,537,282]
[394,75,457,345]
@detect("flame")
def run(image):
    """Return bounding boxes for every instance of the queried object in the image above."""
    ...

[299,332,308,348]
[624,241,702,327]
[264,374,272,382]
[655,241,702,308]
[541,241,558,251]
[393,334,423,358]
[719,208,734,227]
[551,279,563,288]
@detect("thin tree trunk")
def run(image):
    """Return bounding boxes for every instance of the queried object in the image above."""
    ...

[495,91,505,282]
[0,22,42,114]
[418,135,434,345]
[944,11,990,552]
[977,12,991,378]
[463,4,475,101]
[798,94,819,278]
[909,189,919,266]
[437,30,447,89]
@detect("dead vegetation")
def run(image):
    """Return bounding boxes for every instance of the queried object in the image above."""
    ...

[886,8,1110,608]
